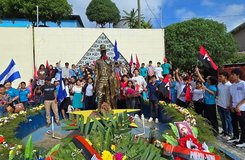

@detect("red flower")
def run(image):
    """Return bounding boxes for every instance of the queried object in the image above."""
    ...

[0,136,5,143]
[178,134,202,151]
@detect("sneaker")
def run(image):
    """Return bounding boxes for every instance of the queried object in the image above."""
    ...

[148,117,153,122]
[155,118,159,123]
[233,140,244,145]
[46,123,51,128]
[227,137,239,143]
[56,122,61,126]
[134,114,139,118]
[236,142,245,148]
[224,134,232,141]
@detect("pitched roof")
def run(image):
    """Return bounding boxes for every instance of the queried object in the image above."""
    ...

[230,22,245,34]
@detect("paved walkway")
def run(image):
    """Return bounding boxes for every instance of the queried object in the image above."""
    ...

[217,136,245,160]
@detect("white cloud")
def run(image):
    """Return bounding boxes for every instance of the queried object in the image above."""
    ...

[68,0,163,28]
[175,8,196,20]
[201,0,215,7]
[215,4,245,31]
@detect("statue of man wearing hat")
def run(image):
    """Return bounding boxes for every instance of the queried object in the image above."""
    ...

[94,44,119,110]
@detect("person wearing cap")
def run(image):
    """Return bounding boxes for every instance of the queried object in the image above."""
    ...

[42,77,60,127]
[94,44,119,109]
[161,58,172,77]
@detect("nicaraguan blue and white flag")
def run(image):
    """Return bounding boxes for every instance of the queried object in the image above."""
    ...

[57,73,67,104]
[0,59,21,84]
[113,40,119,61]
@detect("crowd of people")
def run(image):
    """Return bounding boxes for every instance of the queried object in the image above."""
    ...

[0,56,244,148]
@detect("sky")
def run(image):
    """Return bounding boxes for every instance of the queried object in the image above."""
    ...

[68,0,245,31]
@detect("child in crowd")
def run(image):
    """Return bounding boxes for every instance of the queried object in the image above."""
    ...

[72,79,84,111]
[0,85,11,117]
[83,78,96,110]
[147,75,160,122]
[192,81,205,115]
[124,80,136,109]
[140,63,147,80]
[33,86,43,106]
[18,82,30,108]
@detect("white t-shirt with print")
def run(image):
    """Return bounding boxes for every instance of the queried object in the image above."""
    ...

[230,80,245,111]
[154,67,163,80]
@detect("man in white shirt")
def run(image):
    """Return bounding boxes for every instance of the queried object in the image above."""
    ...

[146,61,155,83]
[132,68,147,112]
[62,62,70,78]
[217,71,233,139]
[228,68,245,148]
[154,62,163,80]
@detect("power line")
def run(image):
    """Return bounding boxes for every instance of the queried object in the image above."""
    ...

[144,0,162,28]
[144,14,245,20]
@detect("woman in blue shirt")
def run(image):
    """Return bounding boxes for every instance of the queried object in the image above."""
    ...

[19,82,30,108]
[196,67,218,134]
[4,81,19,104]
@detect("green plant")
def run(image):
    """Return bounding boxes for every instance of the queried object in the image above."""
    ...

[165,18,238,71]
[86,0,120,27]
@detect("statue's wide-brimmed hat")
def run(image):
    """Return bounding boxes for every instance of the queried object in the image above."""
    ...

[100,44,107,51]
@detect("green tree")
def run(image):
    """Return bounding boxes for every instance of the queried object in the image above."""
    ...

[121,8,152,29]
[0,0,72,26]
[121,8,139,28]
[228,52,245,64]
[165,18,238,71]
[141,19,152,29]
[86,0,120,28]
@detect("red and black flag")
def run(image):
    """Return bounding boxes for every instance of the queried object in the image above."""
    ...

[129,54,133,67]
[198,46,218,70]
[136,54,140,69]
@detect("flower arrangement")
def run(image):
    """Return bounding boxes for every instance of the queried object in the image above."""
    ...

[159,101,196,126]
[0,104,44,128]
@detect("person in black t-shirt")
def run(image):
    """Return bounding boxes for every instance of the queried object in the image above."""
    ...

[42,77,60,127]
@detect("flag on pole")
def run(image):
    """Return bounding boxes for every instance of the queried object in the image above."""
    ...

[46,60,50,77]
[34,65,38,80]
[57,73,67,104]
[136,54,140,69]
[113,40,119,61]
[129,54,133,67]
[198,46,218,70]
[163,74,171,100]
[185,76,192,102]
[46,60,49,69]
[0,59,21,84]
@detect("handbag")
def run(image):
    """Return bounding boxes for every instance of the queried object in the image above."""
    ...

[7,106,14,113]
[13,103,24,113]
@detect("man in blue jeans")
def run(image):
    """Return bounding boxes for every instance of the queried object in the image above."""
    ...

[217,71,233,140]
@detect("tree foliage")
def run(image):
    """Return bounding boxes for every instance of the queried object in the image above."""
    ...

[0,0,72,26]
[165,18,238,71]
[86,0,120,28]
[121,8,152,29]
[228,52,245,64]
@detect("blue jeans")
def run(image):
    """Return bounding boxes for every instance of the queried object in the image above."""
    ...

[0,107,7,117]
[218,106,233,135]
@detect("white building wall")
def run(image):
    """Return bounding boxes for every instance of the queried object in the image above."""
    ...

[0,27,165,86]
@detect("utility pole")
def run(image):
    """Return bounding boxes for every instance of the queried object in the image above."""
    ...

[36,6,39,27]
[160,7,163,28]
[137,0,141,28]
